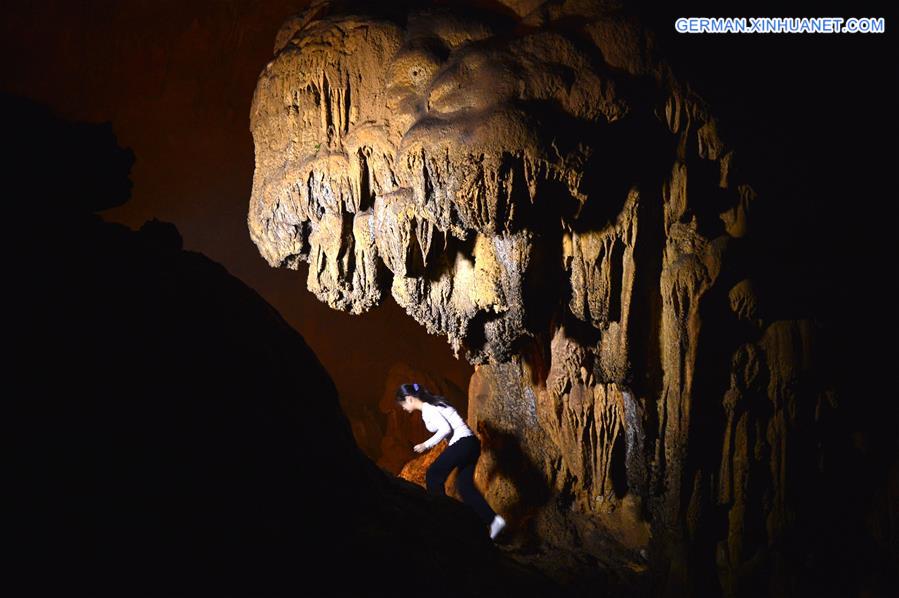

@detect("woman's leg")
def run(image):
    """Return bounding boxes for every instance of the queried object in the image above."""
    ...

[453,437,496,525]
[425,440,464,495]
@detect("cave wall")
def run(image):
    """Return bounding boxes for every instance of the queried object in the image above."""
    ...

[246,1,894,595]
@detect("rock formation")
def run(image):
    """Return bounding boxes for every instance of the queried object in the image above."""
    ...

[246,1,895,595]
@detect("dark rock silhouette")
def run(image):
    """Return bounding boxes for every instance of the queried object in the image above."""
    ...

[6,93,558,597]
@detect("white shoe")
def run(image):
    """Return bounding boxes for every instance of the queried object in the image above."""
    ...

[489,514,506,540]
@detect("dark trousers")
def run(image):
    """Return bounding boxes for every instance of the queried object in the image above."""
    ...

[425,435,496,525]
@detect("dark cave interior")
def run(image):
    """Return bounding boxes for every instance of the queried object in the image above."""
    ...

[5,1,896,596]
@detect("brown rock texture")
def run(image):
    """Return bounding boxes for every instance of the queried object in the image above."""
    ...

[398,439,461,500]
[246,1,892,595]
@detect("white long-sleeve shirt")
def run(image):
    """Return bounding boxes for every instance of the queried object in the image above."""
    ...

[420,402,473,449]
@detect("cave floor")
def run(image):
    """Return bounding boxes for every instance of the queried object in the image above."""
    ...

[496,535,653,597]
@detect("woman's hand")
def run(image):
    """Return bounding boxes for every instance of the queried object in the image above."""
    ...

[413,443,427,453]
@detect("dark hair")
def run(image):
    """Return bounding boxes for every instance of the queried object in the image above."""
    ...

[395,383,450,407]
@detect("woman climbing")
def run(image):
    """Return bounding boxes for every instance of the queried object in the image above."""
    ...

[395,382,506,540]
